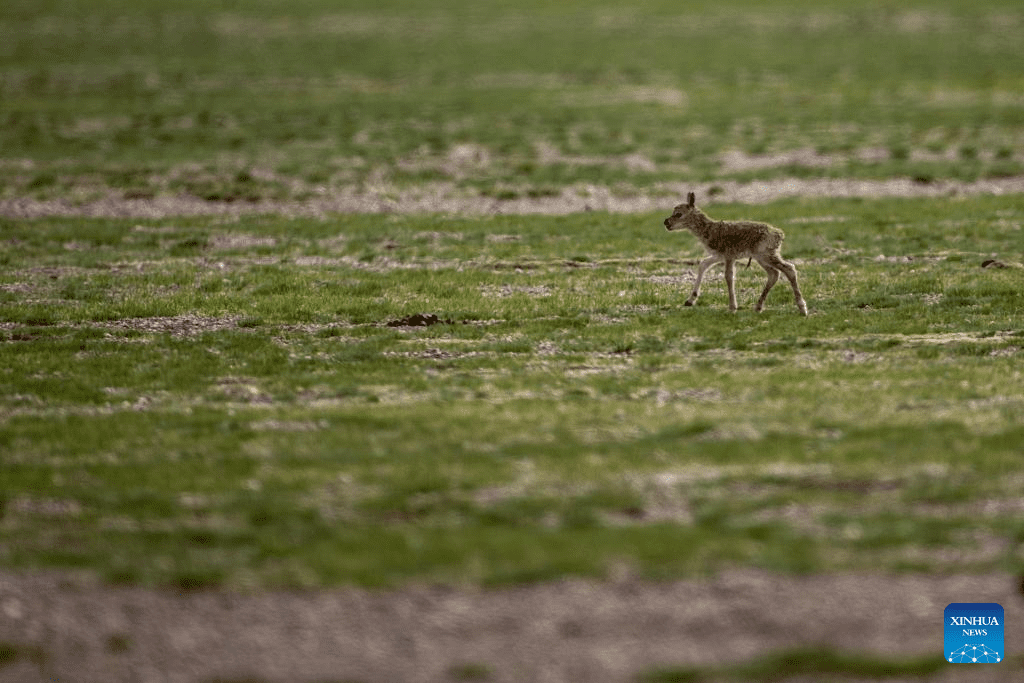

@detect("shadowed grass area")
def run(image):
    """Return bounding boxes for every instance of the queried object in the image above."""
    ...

[0,641,47,671]
[640,647,948,682]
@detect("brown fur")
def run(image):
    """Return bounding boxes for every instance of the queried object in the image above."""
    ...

[664,192,808,315]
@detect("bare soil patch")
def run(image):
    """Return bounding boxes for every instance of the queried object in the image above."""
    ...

[385,313,455,328]
[97,314,244,338]
[1,570,1020,682]
[4,176,1024,218]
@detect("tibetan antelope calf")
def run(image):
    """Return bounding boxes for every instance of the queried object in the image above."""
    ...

[664,193,808,315]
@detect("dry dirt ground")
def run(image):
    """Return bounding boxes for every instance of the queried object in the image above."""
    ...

[1,569,1022,683]
[4,176,1024,219]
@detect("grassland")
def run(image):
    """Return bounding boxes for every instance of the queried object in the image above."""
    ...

[3,0,1024,680]
[3,196,1024,590]
[3,0,1024,207]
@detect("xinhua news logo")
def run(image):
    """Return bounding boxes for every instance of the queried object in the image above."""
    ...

[944,603,1003,663]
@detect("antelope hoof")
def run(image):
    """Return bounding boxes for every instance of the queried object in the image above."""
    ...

[684,299,695,307]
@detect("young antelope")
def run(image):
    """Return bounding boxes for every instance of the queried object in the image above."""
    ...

[664,192,808,315]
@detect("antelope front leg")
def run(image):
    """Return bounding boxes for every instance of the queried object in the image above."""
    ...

[724,258,738,311]
[685,255,722,306]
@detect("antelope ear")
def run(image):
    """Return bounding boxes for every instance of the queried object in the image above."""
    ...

[687,192,695,207]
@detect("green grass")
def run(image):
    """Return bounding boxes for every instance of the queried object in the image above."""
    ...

[2,195,1023,588]
[640,647,948,682]
[2,0,1024,202]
